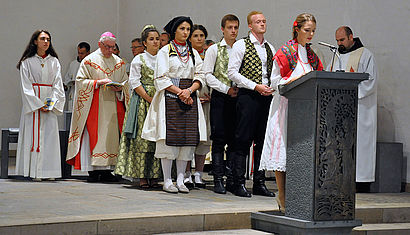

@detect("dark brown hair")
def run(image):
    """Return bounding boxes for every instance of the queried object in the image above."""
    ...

[221,14,240,28]
[17,30,58,69]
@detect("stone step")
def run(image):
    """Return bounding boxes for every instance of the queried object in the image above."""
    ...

[356,206,410,224]
[353,223,410,235]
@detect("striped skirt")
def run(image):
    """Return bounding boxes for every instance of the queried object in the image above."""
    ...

[165,78,199,146]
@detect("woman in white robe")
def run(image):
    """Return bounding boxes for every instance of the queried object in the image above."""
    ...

[142,17,207,193]
[260,14,323,212]
[16,30,65,180]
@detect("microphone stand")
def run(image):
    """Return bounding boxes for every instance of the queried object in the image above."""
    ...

[318,42,344,72]
[330,47,338,72]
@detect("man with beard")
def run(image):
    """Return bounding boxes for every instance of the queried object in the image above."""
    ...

[327,26,378,191]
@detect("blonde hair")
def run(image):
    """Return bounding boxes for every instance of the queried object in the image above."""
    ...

[247,11,263,25]
[292,13,316,39]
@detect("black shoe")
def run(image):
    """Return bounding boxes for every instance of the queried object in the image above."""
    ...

[213,180,226,194]
[100,171,119,182]
[87,171,100,182]
[226,181,235,193]
[253,184,275,197]
[184,182,195,190]
[234,184,252,197]
[195,182,206,189]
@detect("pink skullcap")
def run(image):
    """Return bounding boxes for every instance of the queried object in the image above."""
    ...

[100,31,116,39]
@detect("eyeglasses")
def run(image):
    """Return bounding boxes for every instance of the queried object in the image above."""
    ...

[101,42,116,50]
[38,37,51,42]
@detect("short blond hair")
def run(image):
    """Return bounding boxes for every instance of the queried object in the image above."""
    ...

[247,11,263,25]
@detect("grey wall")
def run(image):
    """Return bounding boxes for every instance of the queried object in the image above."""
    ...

[1,0,409,182]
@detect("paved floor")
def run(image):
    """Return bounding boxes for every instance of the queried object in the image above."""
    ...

[1,175,410,234]
[0,176,277,227]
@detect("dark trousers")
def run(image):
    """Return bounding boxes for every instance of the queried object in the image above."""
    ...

[231,88,272,185]
[210,90,237,181]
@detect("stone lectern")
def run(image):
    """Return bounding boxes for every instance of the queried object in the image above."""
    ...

[252,71,368,235]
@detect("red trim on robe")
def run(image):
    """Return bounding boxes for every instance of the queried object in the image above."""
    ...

[67,80,98,170]
[116,99,125,134]
[86,84,100,154]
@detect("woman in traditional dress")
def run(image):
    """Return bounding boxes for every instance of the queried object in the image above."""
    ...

[142,16,207,193]
[114,25,162,188]
[189,24,208,60]
[260,13,323,212]
[184,24,211,188]
[16,30,65,181]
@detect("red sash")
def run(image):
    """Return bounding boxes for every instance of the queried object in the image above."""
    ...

[31,83,52,152]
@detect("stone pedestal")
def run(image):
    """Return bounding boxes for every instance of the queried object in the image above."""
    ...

[252,211,362,235]
[252,71,368,234]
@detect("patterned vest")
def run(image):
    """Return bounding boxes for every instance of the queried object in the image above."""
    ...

[139,55,154,86]
[239,36,273,85]
[213,42,231,87]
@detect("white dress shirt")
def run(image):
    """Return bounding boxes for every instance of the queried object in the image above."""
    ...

[202,38,232,94]
[228,33,279,90]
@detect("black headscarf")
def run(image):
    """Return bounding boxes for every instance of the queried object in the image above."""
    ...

[164,16,196,65]
[164,16,193,41]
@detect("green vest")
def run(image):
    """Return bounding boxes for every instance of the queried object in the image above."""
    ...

[139,55,154,86]
[213,42,231,87]
[239,36,273,85]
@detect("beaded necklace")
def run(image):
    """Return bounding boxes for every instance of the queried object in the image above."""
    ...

[171,40,190,63]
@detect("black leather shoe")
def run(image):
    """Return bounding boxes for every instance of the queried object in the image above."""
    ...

[253,184,275,197]
[195,182,206,189]
[213,180,226,194]
[100,171,119,182]
[226,181,235,193]
[87,171,100,182]
[234,184,252,197]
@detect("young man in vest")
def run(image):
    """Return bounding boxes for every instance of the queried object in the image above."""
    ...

[327,26,378,192]
[228,11,280,197]
[202,14,240,194]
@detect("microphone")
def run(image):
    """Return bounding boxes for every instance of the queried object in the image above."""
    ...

[318,41,337,50]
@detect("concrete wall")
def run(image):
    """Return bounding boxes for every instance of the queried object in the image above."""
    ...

[1,0,409,182]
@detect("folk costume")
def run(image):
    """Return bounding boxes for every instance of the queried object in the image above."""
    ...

[202,38,236,193]
[260,39,323,172]
[142,16,206,193]
[327,38,377,182]
[66,44,129,176]
[114,52,161,180]
[227,33,279,197]
[64,59,80,111]
[16,54,65,179]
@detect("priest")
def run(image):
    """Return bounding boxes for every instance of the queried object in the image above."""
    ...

[66,32,129,182]
[327,26,378,189]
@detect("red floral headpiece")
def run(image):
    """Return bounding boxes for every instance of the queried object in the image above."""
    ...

[293,21,298,27]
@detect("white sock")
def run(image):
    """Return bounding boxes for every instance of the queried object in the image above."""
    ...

[161,159,173,187]
[176,160,187,186]
[194,171,203,184]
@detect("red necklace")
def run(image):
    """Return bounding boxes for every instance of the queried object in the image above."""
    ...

[172,40,190,63]
[297,56,311,74]
[173,39,186,46]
